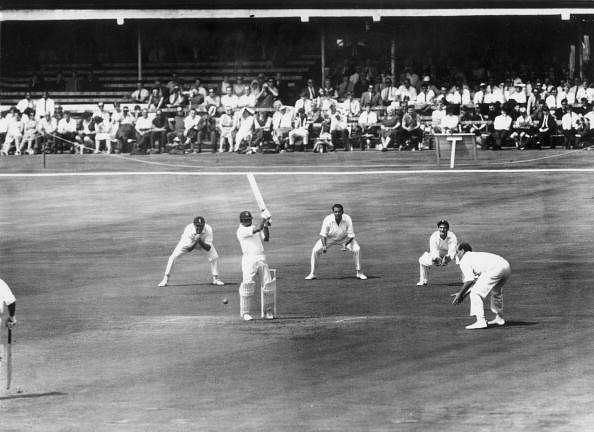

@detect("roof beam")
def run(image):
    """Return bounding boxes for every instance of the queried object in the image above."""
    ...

[1,8,594,21]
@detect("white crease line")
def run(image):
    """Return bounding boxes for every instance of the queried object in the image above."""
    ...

[1,168,593,177]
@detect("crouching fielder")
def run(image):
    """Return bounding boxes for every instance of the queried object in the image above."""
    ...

[451,242,511,329]
[417,219,458,286]
[236,210,275,321]
[158,216,224,287]
[305,204,367,280]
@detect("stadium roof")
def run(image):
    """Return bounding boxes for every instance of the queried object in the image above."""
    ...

[1,0,594,8]
[1,0,593,21]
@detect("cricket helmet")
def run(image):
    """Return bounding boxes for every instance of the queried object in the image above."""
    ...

[239,211,252,222]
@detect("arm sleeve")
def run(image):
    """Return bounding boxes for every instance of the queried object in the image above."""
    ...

[448,232,458,259]
[346,215,355,238]
[428,232,440,257]
[202,225,214,245]
[236,225,252,240]
[319,217,329,237]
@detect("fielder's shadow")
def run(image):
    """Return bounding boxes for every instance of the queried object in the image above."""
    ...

[0,391,66,400]
[503,320,539,327]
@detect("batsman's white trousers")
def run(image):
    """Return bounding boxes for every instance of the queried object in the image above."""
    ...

[164,244,220,277]
[469,263,511,318]
[310,238,361,273]
[241,253,272,285]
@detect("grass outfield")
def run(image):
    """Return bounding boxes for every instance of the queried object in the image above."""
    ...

[0,151,593,431]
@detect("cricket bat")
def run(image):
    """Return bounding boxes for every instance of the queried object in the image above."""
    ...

[5,327,12,390]
[247,173,271,219]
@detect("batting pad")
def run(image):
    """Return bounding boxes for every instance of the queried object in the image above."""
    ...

[239,282,255,317]
[261,273,277,318]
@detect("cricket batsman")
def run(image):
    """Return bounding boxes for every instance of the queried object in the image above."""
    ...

[236,210,274,321]
[158,216,225,287]
[417,219,458,286]
[451,242,511,329]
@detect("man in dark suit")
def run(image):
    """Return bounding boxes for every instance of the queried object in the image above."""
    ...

[534,105,557,149]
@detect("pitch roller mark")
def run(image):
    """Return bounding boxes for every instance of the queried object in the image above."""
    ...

[1,168,593,178]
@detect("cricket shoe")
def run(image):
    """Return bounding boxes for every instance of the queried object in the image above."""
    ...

[356,272,367,280]
[465,319,488,330]
[416,280,428,287]
[157,277,168,287]
[212,277,225,286]
[488,315,506,326]
[305,273,317,280]
[242,313,253,321]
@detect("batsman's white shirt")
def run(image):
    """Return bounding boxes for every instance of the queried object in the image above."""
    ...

[429,231,458,260]
[237,225,269,283]
[176,223,213,252]
[320,214,355,245]
[0,278,16,315]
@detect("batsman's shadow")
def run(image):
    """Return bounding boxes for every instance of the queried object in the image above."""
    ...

[0,391,67,400]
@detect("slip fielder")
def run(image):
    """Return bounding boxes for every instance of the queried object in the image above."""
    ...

[305,203,367,280]
[158,216,225,287]
[417,219,458,286]
[451,242,511,329]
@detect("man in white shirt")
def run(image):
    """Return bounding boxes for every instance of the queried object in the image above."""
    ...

[16,92,35,114]
[37,113,58,154]
[57,111,79,153]
[451,243,511,330]
[130,82,149,104]
[234,108,255,152]
[560,101,582,149]
[490,106,512,150]
[217,106,235,152]
[305,204,367,280]
[236,210,273,321]
[134,108,153,153]
[158,216,224,288]
[417,220,458,286]
[0,278,17,332]
[220,86,239,111]
[35,92,55,120]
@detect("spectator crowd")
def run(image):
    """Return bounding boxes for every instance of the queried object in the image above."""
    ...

[2,68,594,156]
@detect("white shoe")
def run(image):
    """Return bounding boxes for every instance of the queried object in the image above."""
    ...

[305,273,316,280]
[157,277,168,287]
[212,278,225,286]
[356,272,367,280]
[416,280,428,286]
[264,312,275,320]
[465,319,488,330]
[488,315,505,326]
[242,313,253,321]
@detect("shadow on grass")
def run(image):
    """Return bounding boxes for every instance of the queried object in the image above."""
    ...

[0,391,66,400]
[504,320,539,327]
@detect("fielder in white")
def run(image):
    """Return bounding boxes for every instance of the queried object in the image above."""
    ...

[305,204,367,280]
[0,279,16,328]
[158,216,224,287]
[236,210,275,321]
[417,219,458,286]
[451,242,511,330]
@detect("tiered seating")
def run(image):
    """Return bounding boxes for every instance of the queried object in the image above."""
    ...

[0,58,318,111]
